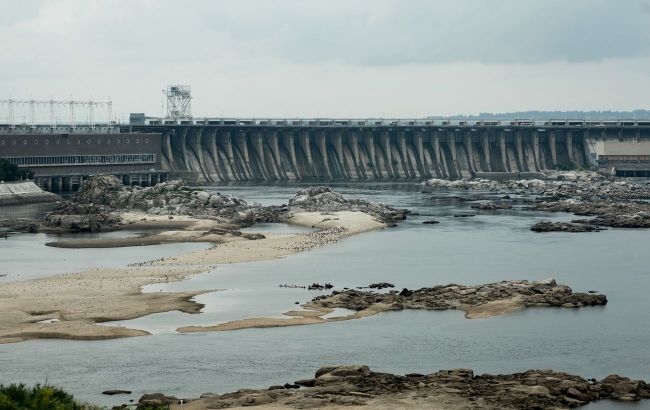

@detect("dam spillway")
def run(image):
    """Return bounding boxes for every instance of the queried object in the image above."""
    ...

[129,123,599,182]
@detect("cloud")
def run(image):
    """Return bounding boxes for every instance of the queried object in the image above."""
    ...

[1,0,649,117]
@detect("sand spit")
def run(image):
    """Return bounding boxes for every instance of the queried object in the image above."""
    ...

[0,210,387,344]
[178,279,607,334]
[152,211,384,267]
[0,265,210,344]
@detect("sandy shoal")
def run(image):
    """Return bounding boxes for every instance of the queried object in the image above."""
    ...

[0,211,386,344]
[175,297,522,335]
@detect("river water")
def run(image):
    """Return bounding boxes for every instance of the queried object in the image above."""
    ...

[0,183,649,409]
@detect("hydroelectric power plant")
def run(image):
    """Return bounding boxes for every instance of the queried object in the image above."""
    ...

[2,88,650,190]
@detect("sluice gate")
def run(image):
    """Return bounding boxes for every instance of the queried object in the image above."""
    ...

[131,124,600,182]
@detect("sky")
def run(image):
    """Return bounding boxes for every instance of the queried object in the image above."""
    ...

[1,0,650,120]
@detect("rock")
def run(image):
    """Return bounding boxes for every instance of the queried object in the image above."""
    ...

[283,383,300,389]
[368,282,395,289]
[398,288,413,297]
[470,201,512,210]
[137,393,180,408]
[308,282,334,290]
[288,186,408,224]
[530,221,600,233]
[423,172,650,232]
[42,202,123,232]
[422,219,440,224]
[310,279,606,313]
[178,365,650,409]
[102,389,131,395]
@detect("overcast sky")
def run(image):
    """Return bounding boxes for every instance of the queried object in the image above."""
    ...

[2,0,650,120]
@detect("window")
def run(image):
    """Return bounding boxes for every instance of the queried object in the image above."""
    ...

[2,154,156,167]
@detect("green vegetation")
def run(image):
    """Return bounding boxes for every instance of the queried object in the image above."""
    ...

[0,383,171,410]
[0,159,31,182]
[0,383,98,410]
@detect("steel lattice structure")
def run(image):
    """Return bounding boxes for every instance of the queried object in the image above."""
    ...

[163,85,192,119]
[0,98,112,129]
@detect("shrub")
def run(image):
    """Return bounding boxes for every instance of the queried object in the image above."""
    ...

[0,383,98,410]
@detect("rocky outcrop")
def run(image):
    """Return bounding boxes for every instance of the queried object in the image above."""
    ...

[310,279,606,313]
[42,202,123,232]
[136,392,182,408]
[153,365,650,409]
[73,175,253,221]
[423,171,650,201]
[470,201,512,210]
[288,186,407,224]
[533,200,650,229]
[423,171,650,231]
[531,221,601,233]
[0,218,40,233]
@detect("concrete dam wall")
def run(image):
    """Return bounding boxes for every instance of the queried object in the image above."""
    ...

[148,126,592,182]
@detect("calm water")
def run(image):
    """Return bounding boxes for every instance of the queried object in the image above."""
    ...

[0,183,649,408]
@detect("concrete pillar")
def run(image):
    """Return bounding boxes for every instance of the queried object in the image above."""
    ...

[380,130,394,177]
[415,131,429,178]
[363,132,378,178]
[55,177,63,192]
[499,132,509,172]
[283,132,300,179]
[316,131,332,179]
[515,132,525,171]
[448,132,460,177]
[268,131,284,180]
[66,177,73,192]
[350,131,363,179]
[433,132,444,178]
[251,131,270,179]
[162,132,175,166]
[464,132,476,174]
[234,132,253,179]
[332,131,343,163]
[399,131,413,178]
[193,128,211,181]
[45,177,52,192]
[481,131,491,172]
[299,131,316,177]
[549,130,557,166]
[220,130,238,180]
[566,132,575,163]
[179,128,190,171]
[532,131,541,170]
[207,130,224,181]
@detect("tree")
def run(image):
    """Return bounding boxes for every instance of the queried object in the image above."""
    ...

[0,159,32,182]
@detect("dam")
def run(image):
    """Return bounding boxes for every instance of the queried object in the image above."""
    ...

[127,119,650,182]
[2,117,650,190]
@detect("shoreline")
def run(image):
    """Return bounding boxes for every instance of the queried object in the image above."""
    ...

[0,210,387,344]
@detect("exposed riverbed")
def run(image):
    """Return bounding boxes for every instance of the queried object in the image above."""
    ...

[0,182,649,408]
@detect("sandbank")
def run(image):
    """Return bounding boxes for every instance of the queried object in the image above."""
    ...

[0,210,387,344]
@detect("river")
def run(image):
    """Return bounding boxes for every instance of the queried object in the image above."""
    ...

[0,182,648,409]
